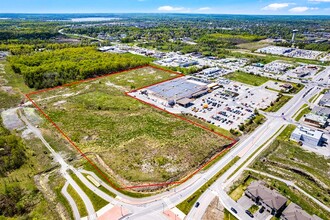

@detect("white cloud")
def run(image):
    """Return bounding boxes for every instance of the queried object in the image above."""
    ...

[289,6,319,13]
[197,7,211,11]
[308,0,330,2]
[262,3,290,11]
[158,6,185,11]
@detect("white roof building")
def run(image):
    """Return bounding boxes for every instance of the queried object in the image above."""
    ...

[290,126,323,147]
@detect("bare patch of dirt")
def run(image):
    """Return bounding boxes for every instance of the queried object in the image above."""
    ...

[34,170,70,220]
[202,197,225,220]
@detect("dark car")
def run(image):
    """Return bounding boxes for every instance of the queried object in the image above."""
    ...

[230,207,237,214]
[259,207,265,213]
[245,210,254,218]
[195,202,200,208]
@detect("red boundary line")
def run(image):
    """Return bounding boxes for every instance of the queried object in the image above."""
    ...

[25,64,237,191]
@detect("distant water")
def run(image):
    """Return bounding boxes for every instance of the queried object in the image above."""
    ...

[71,17,120,22]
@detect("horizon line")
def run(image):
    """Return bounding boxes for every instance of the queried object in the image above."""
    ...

[0,12,330,16]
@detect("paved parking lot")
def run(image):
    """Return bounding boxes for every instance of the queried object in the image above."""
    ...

[237,195,272,220]
[131,79,278,131]
[237,195,255,210]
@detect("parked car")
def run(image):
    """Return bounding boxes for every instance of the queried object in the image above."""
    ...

[245,210,254,218]
[259,207,265,213]
[195,202,200,208]
[230,207,237,214]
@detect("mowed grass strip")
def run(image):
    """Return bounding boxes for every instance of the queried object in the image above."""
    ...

[177,156,240,214]
[67,184,88,217]
[264,94,292,112]
[31,67,232,184]
[295,106,311,121]
[70,173,109,211]
[224,71,269,86]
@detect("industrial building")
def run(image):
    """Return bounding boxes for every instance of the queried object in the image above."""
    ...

[146,77,208,106]
[290,126,323,146]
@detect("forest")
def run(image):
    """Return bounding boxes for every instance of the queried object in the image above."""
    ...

[0,120,26,177]
[9,47,152,89]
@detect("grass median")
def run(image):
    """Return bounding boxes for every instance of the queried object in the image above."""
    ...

[70,172,109,211]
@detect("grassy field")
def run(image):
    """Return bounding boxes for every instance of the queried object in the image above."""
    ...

[237,41,272,51]
[177,156,240,214]
[264,94,292,112]
[224,71,269,86]
[249,124,330,218]
[30,67,232,185]
[0,61,24,109]
[67,184,88,217]
[229,176,256,201]
[70,173,108,211]
[82,173,116,198]
[81,160,155,198]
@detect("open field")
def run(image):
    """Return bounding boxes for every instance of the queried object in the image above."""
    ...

[224,71,269,86]
[237,41,273,51]
[248,125,330,218]
[29,66,233,186]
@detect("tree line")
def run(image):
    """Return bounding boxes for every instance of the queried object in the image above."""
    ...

[9,47,152,89]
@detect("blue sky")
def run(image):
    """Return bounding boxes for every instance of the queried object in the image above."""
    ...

[1,0,330,15]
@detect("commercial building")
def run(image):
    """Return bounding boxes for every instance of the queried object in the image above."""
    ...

[290,126,323,146]
[146,77,208,106]
[319,92,330,107]
[304,113,328,128]
[245,181,287,216]
[312,106,330,118]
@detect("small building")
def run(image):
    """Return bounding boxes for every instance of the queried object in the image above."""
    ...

[176,98,193,108]
[290,126,323,146]
[245,181,287,216]
[319,92,330,107]
[179,60,198,67]
[304,113,328,128]
[281,202,322,220]
[207,83,220,90]
[202,68,220,75]
[312,106,330,118]
[280,84,293,91]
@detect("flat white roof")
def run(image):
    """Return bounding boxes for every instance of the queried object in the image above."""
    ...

[292,126,323,140]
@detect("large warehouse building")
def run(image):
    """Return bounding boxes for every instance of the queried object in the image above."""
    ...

[146,77,208,107]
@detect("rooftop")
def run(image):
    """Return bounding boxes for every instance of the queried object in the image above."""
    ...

[147,77,207,101]
[292,126,323,140]
[246,181,287,211]
[282,202,322,220]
